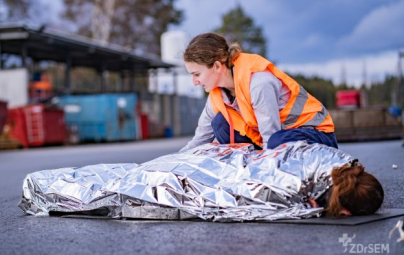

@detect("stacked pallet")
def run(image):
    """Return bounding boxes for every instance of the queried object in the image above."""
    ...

[0,125,21,150]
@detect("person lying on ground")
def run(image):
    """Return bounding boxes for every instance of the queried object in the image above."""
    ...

[19,141,383,221]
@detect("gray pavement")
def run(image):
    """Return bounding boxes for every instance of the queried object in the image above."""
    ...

[0,137,403,255]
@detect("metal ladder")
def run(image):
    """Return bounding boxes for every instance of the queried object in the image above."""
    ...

[24,105,45,145]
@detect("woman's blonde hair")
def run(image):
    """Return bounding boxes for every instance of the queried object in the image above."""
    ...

[184,32,242,68]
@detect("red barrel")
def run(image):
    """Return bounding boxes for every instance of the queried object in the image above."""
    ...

[140,114,149,139]
[0,101,7,134]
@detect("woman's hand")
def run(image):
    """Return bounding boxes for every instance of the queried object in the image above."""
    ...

[308,198,319,208]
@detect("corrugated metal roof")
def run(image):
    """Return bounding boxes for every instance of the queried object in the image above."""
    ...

[0,23,174,71]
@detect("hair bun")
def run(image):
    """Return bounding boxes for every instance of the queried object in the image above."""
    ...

[331,161,364,186]
[227,43,242,67]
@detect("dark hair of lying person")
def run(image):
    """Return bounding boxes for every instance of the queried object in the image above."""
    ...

[324,160,384,217]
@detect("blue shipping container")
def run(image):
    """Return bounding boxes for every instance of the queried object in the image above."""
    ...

[57,94,137,142]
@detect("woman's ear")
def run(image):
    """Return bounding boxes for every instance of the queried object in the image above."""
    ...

[213,61,222,73]
[339,208,352,216]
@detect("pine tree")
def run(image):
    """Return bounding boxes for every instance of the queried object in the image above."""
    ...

[214,4,267,57]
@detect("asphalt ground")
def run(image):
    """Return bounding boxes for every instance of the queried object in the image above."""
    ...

[0,137,403,255]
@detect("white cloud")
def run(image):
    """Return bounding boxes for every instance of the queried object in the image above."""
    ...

[301,34,324,48]
[278,50,399,87]
[172,1,403,87]
[338,1,404,51]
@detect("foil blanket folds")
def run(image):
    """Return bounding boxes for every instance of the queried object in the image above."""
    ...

[19,141,353,222]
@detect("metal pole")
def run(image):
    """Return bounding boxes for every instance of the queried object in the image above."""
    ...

[99,63,106,93]
[0,42,2,70]
[130,68,135,92]
[21,43,27,68]
[399,51,404,126]
[64,49,71,94]
[172,69,181,136]
[120,70,125,92]
[399,51,404,108]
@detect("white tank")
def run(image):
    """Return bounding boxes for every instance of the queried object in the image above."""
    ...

[154,30,203,98]
[0,68,28,107]
[161,31,189,65]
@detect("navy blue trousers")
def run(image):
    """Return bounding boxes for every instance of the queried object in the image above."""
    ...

[211,112,338,149]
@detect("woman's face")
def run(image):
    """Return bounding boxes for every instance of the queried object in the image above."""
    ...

[185,61,219,93]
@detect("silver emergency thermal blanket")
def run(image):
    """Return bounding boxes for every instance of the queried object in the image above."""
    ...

[19,141,353,221]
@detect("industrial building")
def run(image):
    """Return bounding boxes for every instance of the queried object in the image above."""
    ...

[0,24,205,148]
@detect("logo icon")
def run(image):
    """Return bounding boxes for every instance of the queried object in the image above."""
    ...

[339,233,356,253]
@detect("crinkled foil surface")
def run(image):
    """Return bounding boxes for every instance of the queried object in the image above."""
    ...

[19,141,353,222]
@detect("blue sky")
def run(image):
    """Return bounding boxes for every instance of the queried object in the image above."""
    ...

[171,0,404,86]
[37,0,404,87]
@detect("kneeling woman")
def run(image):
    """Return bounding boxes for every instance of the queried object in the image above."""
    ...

[181,32,337,152]
[20,142,383,221]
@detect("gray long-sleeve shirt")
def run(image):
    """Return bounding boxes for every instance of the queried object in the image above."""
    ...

[180,71,291,152]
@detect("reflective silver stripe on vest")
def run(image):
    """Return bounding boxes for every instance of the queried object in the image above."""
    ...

[303,104,329,127]
[283,86,308,128]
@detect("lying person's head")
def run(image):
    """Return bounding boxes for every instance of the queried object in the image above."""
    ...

[324,160,384,217]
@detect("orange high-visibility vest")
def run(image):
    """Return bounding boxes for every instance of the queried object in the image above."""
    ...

[210,53,335,147]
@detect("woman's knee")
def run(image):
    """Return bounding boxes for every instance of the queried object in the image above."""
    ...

[267,129,307,149]
[211,112,227,129]
[267,130,288,149]
[211,113,230,143]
